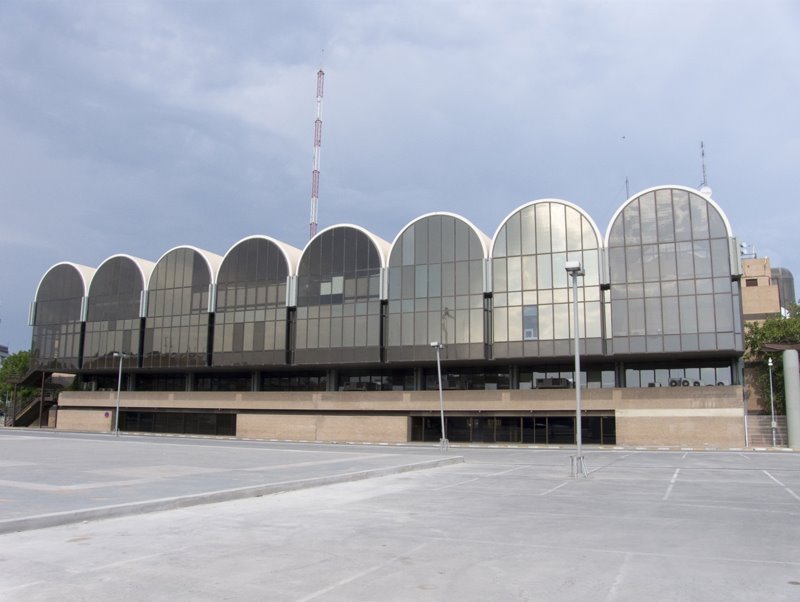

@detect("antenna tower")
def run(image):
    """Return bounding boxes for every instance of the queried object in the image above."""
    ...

[700,141,708,188]
[309,67,325,239]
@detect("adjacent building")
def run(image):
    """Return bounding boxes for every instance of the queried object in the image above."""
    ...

[29,185,748,447]
[740,256,796,414]
[741,258,782,324]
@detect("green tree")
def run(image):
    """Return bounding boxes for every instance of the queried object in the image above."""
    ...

[744,303,800,414]
[0,350,37,412]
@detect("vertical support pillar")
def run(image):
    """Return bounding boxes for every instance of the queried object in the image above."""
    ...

[38,371,46,428]
[784,350,800,448]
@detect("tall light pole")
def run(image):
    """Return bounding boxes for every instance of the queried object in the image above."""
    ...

[430,341,448,451]
[565,260,587,477]
[768,357,776,447]
[113,352,129,437]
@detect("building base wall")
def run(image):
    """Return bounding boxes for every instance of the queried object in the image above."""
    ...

[237,413,408,443]
[57,408,113,432]
[56,386,745,447]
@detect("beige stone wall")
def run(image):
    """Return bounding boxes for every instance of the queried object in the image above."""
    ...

[57,386,745,446]
[57,408,114,432]
[236,414,408,443]
[616,411,744,447]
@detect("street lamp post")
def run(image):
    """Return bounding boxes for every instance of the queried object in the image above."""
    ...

[768,357,776,447]
[113,352,129,437]
[565,260,587,477]
[430,341,448,451]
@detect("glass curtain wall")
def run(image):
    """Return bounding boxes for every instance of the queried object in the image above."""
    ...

[83,257,146,370]
[213,238,291,366]
[492,201,603,359]
[143,248,213,368]
[295,227,383,364]
[607,188,742,354]
[31,264,88,371]
[386,214,487,361]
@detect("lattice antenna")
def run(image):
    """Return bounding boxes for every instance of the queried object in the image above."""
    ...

[309,64,325,239]
[699,141,712,196]
[701,141,707,187]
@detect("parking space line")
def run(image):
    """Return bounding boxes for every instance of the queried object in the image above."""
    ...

[663,468,680,500]
[763,470,800,502]
[293,541,430,602]
[0,581,45,595]
[604,552,632,602]
[432,477,481,491]
[540,481,569,496]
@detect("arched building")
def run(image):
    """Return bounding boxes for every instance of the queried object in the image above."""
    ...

[32,185,747,447]
[31,262,96,372]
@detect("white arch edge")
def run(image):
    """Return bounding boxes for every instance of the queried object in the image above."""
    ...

[388,211,492,261]
[603,184,734,245]
[146,245,224,289]
[217,235,303,283]
[300,224,392,269]
[89,254,156,295]
[489,199,604,257]
[34,261,97,301]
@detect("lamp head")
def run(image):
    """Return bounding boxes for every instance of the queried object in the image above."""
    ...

[768,357,773,367]
[564,260,584,276]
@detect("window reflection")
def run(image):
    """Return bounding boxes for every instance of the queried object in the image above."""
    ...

[83,257,145,370]
[607,188,740,353]
[143,248,213,368]
[31,264,87,371]
[214,238,291,366]
[295,227,383,364]
[492,201,603,358]
[387,215,487,361]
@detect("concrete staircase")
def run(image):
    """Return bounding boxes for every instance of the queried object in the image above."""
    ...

[746,415,788,447]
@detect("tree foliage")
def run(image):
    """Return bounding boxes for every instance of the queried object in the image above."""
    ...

[0,350,37,408]
[744,304,800,415]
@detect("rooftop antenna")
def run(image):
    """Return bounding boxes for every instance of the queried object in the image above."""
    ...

[309,54,325,239]
[621,135,630,199]
[699,141,712,196]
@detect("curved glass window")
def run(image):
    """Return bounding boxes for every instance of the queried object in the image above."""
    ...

[386,215,487,361]
[143,248,212,368]
[84,257,145,370]
[214,238,290,366]
[295,227,383,364]
[31,264,86,371]
[492,202,603,359]
[607,188,742,354]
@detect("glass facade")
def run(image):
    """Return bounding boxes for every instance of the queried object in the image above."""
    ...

[214,237,291,366]
[607,188,742,354]
[31,264,89,371]
[295,227,384,364]
[261,371,327,391]
[410,415,616,444]
[143,248,214,368]
[624,361,733,387]
[386,214,488,361]
[31,186,744,397]
[492,201,603,358]
[83,256,147,370]
[337,369,415,391]
[422,366,510,390]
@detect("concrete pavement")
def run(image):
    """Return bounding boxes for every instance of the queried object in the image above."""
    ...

[1,429,800,600]
[0,429,461,533]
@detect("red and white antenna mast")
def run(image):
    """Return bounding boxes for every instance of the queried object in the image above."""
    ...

[309,66,324,239]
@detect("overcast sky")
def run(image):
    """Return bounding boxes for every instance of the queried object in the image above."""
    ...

[1,0,798,352]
